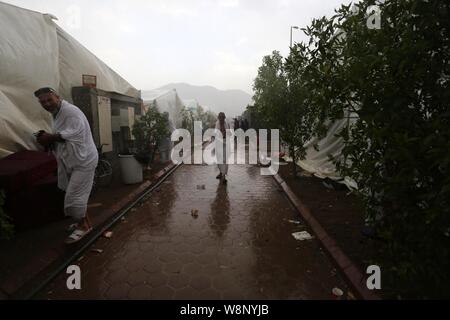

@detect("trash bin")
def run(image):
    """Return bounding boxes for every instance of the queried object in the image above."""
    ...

[118,154,143,184]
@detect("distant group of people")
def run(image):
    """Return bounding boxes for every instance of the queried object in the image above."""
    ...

[233,117,249,131]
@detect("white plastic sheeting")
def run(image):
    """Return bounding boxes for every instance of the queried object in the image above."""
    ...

[56,26,139,103]
[142,89,184,129]
[183,99,200,110]
[0,2,139,158]
[283,114,358,190]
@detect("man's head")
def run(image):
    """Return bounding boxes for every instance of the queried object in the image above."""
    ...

[218,112,226,121]
[34,87,61,115]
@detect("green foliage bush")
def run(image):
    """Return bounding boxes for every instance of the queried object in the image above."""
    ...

[253,50,318,174]
[132,103,169,166]
[252,0,450,297]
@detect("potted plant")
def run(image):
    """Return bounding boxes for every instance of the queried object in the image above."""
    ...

[118,103,169,184]
[118,143,143,184]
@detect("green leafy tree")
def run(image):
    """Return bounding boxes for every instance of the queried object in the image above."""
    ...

[132,103,169,166]
[336,0,450,298]
[252,0,450,298]
[285,42,324,169]
[253,51,294,171]
[299,0,450,297]
[253,50,317,174]
[202,110,218,130]
[243,104,261,129]
[180,106,195,136]
[253,51,288,129]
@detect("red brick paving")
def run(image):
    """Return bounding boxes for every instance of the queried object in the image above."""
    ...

[38,164,348,300]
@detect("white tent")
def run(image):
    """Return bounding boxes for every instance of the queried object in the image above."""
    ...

[182,99,201,111]
[0,2,140,158]
[142,89,184,129]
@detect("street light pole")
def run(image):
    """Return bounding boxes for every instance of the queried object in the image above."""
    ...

[290,26,299,48]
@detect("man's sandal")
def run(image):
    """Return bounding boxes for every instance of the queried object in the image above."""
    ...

[65,228,92,244]
[67,222,93,232]
[66,223,78,232]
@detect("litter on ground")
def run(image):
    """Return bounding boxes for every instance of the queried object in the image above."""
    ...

[332,287,344,298]
[347,291,356,300]
[297,171,313,177]
[103,231,113,238]
[292,231,314,241]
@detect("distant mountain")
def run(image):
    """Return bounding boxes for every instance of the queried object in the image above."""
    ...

[155,83,253,118]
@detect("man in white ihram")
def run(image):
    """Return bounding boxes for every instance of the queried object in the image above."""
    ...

[34,87,98,244]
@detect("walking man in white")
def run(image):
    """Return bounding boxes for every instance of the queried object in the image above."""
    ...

[34,87,98,244]
[215,112,231,184]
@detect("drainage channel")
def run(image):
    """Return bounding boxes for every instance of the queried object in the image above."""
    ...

[24,162,182,300]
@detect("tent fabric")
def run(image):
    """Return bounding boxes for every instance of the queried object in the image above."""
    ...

[296,116,358,190]
[183,99,200,110]
[282,113,358,190]
[0,2,139,158]
[142,89,184,129]
[56,26,140,103]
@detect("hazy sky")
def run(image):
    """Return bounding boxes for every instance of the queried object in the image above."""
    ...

[4,0,351,94]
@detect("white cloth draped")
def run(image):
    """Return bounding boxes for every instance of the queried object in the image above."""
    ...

[52,100,98,219]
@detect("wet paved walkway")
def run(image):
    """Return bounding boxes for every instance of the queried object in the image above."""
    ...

[38,163,347,299]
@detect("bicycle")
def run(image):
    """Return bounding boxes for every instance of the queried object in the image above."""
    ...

[91,144,113,196]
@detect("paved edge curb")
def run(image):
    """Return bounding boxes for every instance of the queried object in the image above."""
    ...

[105,163,176,217]
[13,161,179,300]
[272,173,381,301]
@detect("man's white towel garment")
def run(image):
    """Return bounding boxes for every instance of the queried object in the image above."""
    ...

[52,100,98,219]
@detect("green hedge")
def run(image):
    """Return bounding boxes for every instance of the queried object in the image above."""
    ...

[253,0,450,298]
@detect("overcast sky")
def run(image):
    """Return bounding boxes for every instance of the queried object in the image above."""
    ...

[4,0,351,94]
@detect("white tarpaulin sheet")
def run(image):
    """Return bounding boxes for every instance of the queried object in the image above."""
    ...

[183,99,200,110]
[56,26,139,104]
[297,116,358,190]
[283,114,358,190]
[142,89,184,129]
[0,2,139,158]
